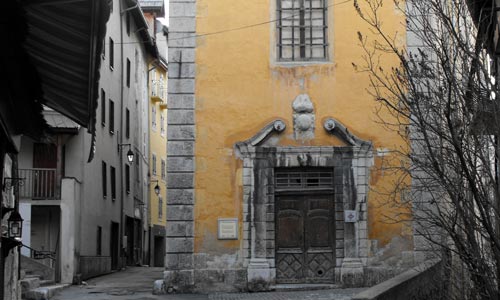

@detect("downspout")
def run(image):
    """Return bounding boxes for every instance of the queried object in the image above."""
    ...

[119,0,126,268]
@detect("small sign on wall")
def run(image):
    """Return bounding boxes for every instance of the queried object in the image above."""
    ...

[218,218,238,240]
[344,210,358,223]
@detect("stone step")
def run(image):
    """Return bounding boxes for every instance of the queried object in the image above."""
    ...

[23,284,70,300]
[20,277,40,294]
[271,284,341,292]
[40,280,55,287]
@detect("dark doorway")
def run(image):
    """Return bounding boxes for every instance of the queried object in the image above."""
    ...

[275,168,335,284]
[110,222,119,270]
[30,206,60,281]
[125,217,134,265]
[154,236,165,267]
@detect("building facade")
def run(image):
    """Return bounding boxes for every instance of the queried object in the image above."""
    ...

[18,0,158,283]
[166,0,411,292]
[148,58,168,267]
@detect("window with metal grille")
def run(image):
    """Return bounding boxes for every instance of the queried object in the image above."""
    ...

[125,164,130,194]
[158,196,163,219]
[275,168,333,189]
[161,159,166,181]
[152,154,157,176]
[109,37,114,69]
[109,99,114,134]
[125,108,130,138]
[110,166,116,200]
[102,161,107,199]
[101,89,105,126]
[277,0,328,61]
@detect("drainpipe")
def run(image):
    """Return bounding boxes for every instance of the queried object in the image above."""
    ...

[119,0,125,269]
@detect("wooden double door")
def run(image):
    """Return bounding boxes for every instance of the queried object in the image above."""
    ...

[275,193,335,283]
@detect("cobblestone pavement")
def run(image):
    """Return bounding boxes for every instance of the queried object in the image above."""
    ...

[52,267,366,300]
[209,288,366,300]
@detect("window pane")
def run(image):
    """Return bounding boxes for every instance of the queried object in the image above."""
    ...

[277,0,327,61]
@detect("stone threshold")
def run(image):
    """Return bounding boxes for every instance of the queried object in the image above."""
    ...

[271,283,341,292]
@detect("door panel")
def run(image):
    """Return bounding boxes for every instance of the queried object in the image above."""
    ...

[276,194,335,284]
[305,196,334,282]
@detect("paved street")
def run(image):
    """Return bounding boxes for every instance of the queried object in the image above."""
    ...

[52,267,366,300]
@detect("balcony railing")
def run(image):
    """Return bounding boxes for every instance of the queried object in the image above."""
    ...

[151,80,166,101]
[18,168,59,200]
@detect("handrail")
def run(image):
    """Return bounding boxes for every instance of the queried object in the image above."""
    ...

[21,244,56,261]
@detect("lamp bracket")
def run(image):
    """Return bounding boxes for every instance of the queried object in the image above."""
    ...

[2,237,22,258]
[3,177,25,191]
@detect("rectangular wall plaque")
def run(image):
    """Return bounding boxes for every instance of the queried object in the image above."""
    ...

[218,218,238,240]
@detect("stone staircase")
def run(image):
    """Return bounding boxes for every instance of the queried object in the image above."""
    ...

[20,255,69,300]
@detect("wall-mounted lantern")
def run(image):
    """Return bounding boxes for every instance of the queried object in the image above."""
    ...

[118,144,134,163]
[7,211,23,240]
[150,179,160,196]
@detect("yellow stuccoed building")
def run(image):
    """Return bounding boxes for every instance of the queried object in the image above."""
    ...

[148,58,168,267]
[166,0,411,292]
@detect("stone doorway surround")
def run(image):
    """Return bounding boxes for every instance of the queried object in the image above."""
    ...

[234,118,373,291]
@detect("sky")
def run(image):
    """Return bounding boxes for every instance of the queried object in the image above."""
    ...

[158,0,169,26]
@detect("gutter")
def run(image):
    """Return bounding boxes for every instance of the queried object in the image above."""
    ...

[124,0,159,59]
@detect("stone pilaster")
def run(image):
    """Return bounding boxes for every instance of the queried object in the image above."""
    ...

[165,0,197,292]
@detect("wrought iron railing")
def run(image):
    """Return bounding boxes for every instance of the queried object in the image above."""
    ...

[22,244,56,261]
[18,168,59,200]
[152,80,166,100]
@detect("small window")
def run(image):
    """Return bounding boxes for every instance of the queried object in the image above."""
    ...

[161,159,166,180]
[126,12,130,36]
[152,154,157,176]
[158,196,163,219]
[277,0,328,61]
[275,168,333,189]
[109,100,115,134]
[97,226,102,255]
[109,37,114,69]
[102,38,105,58]
[102,161,107,199]
[62,145,66,177]
[159,74,164,98]
[110,166,116,200]
[126,108,130,139]
[101,89,106,126]
[152,106,157,130]
[125,164,130,194]
[160,112,165,136]
[126,58,131,87]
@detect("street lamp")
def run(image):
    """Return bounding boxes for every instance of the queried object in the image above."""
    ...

[7,211,23,240]
[118,144,134,163]
[151,180,160,195]
[126,148,134,163]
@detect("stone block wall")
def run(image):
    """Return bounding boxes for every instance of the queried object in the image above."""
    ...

[79,256,111,280]
[165,0,197,292]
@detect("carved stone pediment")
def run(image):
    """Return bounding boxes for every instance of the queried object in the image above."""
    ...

[234,119,286,157]
[323,118,372,148]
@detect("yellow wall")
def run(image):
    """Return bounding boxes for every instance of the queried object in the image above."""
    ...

[194,1,408,253]
[149,65,168,227]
